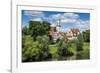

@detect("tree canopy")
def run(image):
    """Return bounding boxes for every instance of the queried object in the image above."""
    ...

[29,21,50,40]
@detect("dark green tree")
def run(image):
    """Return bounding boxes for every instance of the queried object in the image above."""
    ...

[83,30,90,42]
[29,21,50,40]
[22,26,29,35]
[57,39,73,60]
[36,35,52,61]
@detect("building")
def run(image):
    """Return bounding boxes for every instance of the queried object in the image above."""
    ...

[48,18,80,41]
[49,27,80,42]
[66,28,80,40]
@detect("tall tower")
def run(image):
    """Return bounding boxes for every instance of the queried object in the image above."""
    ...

[56,18,61,32]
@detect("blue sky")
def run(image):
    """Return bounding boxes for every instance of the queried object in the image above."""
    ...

[22,10,90,32]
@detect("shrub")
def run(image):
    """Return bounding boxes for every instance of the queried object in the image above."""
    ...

[57,39,74,60]
[22,35,52,62]
[36,35,52,61]
[22,35,40,62]
[76,34,84,51]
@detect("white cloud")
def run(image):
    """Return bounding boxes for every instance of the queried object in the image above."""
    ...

[49,12,89,32]
[48,12,80,25]
[52,14,62,19]
[61,13,79,24]
[63,13,79,19]
[61,19,77,23]
[23,11,45,21]
[30,18,43,21]
[48,14,62,21]
[23,11,44,17]
[49,13,79,20]
[75,20,90,32]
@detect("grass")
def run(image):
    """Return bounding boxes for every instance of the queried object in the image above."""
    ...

[49,42,90,60]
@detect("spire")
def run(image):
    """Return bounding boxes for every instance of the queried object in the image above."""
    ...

[56,18,61,32]
[56,18,61,27]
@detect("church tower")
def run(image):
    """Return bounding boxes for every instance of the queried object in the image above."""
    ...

[56,18,61,32]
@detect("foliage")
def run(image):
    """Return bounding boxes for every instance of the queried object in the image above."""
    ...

[22,35,40,62]
[76,33,84,51]
[76,42,90,59]
[82,30,90,42]
[22,20,90,62]
[36,35,52,60]
[57,39,74,60]
[67,40,77,54]
[49,44,58,59]
[29,21,50,40]
[22,26,29,35]
[22,21,52,62]
[22,35,52,62]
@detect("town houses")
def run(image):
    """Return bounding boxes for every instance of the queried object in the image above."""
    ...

[48,25,80,42]
[48,18,80,42]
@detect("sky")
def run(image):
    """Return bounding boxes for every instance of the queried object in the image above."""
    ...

[22,10,90,32]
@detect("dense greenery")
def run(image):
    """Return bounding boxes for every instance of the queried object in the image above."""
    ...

[22,35,40,62]
[22,21,90,62]
[22,26,29,35]
[57,39,74,60]
[76,34,84,51]
[22,21,51,62]
[29,21,50,40]
[82,30,90,42]
[36,35,52,61]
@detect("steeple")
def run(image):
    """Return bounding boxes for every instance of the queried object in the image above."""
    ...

[56,18,61,32]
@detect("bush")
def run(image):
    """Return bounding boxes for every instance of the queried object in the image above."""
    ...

[57,39,74,60]
[22,35,52,62]
[22,36,40,62]
[76,34,84,51]
[36,35,52,61]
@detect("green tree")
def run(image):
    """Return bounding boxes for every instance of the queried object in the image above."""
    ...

[22,35,52,62]
[57,39,73,60]
[76,33,84,51]
[22,35,40,62]
[29,21,50,40]
[57,39,67,56]
[83,30,90,42]
[22,26,29,35]
[36,35,52,60]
